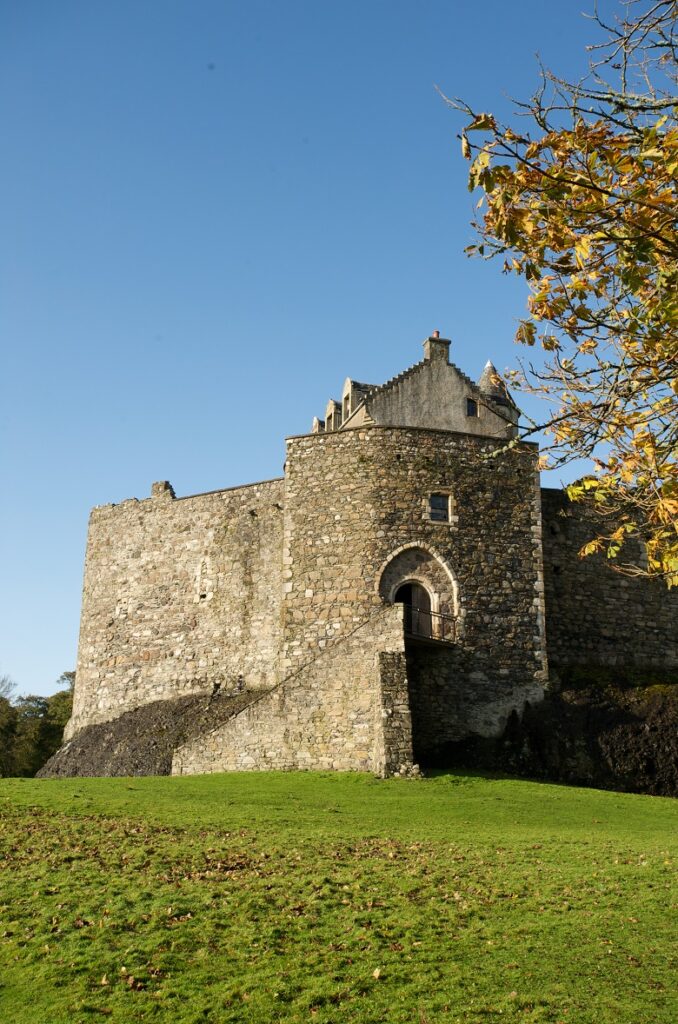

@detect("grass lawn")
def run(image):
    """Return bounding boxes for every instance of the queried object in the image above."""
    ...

[0,771,675,1023]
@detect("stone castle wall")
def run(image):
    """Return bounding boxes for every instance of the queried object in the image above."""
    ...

[68,423,548,766]
[541,489,678,673]
[62,421,678,778]
[281,426,547,710]
[67,478,285,738]
[172,603,411,775]
[405,642,544,764]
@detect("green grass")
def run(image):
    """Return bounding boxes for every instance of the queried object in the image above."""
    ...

[0,772,675,1024]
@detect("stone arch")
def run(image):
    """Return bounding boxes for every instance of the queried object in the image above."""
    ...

[376,543,460,635]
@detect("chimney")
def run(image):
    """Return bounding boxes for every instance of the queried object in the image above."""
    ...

[151,480,176,499]
[423,331,451,362]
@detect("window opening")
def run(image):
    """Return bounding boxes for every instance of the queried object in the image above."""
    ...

[466,397,478,417]
[429,493,449,522]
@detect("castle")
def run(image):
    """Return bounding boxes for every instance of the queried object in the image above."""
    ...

[61,334,678,776]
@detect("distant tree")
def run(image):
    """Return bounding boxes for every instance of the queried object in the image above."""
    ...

[43,679,75,750]
[0,675,18,776]
[0,696,18,778]
[0,673,16,700]
[11,696,49,777]
[56,670,76,691]
[446,0,678,584]
[0,671,74,777]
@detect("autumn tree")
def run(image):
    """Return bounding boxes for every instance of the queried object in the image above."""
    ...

[447,0,677,584]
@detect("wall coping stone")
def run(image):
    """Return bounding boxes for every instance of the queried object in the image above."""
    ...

[91,477,284,513]
[284,423,539,448]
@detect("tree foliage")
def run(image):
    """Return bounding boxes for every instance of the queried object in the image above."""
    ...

[0,673,16,700]
[0,673,74,777]
[448,0,678,583]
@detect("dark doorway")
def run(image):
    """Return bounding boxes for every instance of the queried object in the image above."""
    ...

[394,582,432,638]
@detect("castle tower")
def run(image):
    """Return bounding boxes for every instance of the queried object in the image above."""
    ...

[280,334,546,765]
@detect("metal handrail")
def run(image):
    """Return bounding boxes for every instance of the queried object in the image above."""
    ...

[402,604,456,643]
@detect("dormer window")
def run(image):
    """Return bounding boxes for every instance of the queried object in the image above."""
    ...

[343,395,350,419]
[466,398,478,417]
[325,400,342,431]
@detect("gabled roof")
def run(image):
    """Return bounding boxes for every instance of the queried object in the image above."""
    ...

[314,333,519,438]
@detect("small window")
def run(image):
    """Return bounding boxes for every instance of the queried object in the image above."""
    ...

[466,398,478,417]
[343,395,350,419]
[429,493,449,522]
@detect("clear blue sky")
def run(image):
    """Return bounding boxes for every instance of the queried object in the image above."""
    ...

[1,1,611,695]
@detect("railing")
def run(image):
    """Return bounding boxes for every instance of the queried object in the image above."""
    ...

[402,604,456,643]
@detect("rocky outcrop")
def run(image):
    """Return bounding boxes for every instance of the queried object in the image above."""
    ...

[432,672,678,797]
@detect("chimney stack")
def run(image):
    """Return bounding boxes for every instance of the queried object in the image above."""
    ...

[423,332,450,362]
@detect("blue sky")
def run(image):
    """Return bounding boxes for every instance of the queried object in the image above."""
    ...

[1,1,609,695]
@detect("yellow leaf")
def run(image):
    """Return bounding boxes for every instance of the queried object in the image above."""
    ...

[574,236,591,265]
[467,113,496,131]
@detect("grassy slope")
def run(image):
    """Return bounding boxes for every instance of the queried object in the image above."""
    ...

[0,772,675,1024]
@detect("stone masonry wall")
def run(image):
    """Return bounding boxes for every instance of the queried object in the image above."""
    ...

[172,604,410,775]
[541,489,678,672]
[364,340,517,439]
[405,642,543,764]
[67,478,284,738]
[281,426,547,732]
[374,650,414,775]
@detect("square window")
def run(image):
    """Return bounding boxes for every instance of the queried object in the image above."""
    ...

[429,493,449,522]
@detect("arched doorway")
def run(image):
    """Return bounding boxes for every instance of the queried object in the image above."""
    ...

[394,581,432,639]
[377,546,461,768]
[377,544,460,644]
